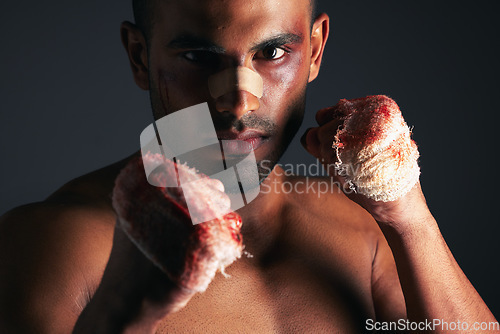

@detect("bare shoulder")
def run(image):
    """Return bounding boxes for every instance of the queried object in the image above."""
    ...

[0,200,115,332]
[279,174,382,255]
[271,174,381,289]
[276,174,406,319]
[0,155,134,333]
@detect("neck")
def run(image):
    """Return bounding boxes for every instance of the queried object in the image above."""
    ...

[235,165,286,259]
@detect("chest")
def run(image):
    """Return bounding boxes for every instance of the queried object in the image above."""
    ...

[156,249,374,333]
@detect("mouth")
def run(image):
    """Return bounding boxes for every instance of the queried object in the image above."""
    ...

[217,130,268,156]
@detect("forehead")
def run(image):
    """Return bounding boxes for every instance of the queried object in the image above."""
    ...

[153,0,311,47]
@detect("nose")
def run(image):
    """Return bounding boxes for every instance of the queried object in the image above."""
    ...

[215,90,260,120]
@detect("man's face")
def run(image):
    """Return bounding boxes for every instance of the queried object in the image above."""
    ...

[146,0,315,179]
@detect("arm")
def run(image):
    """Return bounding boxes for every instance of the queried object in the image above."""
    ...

[0,156,243,333]
[302,99,499,333]
[369,183,498,332]
[73,225,196,334]
[370,227,407,322]
[0,203,195,334]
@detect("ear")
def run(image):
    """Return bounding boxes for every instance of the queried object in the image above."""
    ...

[120,21,149,90]
[308,13,330,83]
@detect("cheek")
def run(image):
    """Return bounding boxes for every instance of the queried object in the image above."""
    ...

[260,51,309,121]
[152,66,212,113]
[263,49,308,98]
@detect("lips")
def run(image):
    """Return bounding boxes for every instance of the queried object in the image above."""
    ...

[217,130,267,156]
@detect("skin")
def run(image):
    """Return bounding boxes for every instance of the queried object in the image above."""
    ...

[0,0,497,333]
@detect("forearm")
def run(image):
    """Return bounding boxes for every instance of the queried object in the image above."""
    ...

[73,263,157,333]
[380,215,498,333]
[73,273,188,334]
[73,282,161,334]
[73,227,194,334]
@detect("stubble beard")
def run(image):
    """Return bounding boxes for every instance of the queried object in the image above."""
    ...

[255,88,307,185]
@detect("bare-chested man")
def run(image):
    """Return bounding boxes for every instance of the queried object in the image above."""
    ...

[0,0,498,333]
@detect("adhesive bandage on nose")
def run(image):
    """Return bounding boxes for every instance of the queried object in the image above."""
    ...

[208,67,264,99]
[331,95,420,202]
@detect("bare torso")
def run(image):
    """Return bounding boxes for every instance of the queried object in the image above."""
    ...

[0,153,403,333]
[157,178,378,333]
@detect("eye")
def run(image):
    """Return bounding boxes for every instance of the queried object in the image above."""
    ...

[182,51,220,67]
[257,46,287,60]
[183,51,198,61]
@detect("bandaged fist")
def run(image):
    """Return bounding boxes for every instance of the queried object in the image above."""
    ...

[112,153,244,293]
[302,95,420,204]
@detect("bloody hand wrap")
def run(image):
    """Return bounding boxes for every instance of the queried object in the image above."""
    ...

[112,153,244,293]
[331,95,420,202]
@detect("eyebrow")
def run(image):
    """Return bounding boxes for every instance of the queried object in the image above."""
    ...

[168,34,226,54]
[167,32,303,54]
[249,33,303,52]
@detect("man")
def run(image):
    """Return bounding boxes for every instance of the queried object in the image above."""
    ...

[0,0,497,333]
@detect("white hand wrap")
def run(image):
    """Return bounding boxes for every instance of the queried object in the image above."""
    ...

[332,95,420,202]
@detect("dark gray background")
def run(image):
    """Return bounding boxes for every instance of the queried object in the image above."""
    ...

[1,0,499,316]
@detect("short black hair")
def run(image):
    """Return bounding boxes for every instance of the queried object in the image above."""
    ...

[132,0,156,41]
[133,0,318,42]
